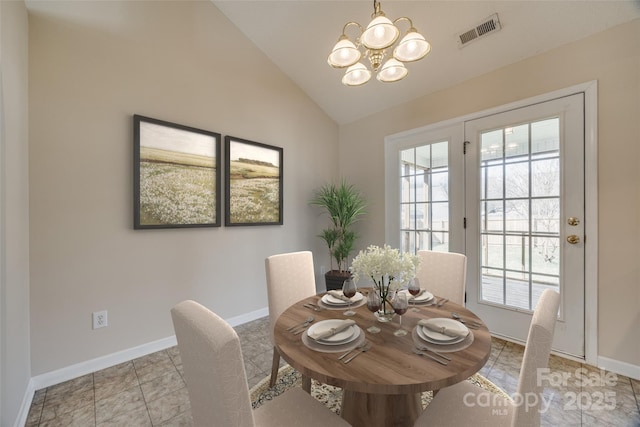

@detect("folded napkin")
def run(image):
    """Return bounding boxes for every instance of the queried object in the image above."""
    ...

[308,319,356,341]
[328,290,352,302]
[418,319,468,339]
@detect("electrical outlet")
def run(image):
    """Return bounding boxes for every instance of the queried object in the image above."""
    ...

[93,310,108,329]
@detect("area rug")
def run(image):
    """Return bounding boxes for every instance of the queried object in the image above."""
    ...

[250,365,510,414]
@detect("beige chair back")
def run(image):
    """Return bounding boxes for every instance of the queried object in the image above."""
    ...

[416,250,467,305]
[171,300,254,427]
[265,251,317,344]
[512,288,560,427]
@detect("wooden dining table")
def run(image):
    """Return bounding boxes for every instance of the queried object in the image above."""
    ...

[273,289,492,427]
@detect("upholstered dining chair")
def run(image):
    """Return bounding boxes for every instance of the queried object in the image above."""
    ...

[416,250,467,305]
[265,251,317,389]
[171,300,349,427]
[413,288,561,427]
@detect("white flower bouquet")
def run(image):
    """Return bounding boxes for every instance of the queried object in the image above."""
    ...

[351,244,420,317]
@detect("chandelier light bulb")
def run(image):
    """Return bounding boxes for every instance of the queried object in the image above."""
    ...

[328,37,361,68]
[393,30,431,62]
[377,58,408,82]
[362,15,399,49]
[342,63,372,86]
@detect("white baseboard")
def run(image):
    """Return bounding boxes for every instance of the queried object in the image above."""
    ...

[598,355,640,380]
[15,306,269,427]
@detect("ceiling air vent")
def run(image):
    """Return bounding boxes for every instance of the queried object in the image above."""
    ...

[457,13,501,48]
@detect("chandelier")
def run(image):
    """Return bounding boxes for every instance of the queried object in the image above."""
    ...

[327,0,431,86]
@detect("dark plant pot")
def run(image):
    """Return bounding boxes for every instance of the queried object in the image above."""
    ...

[324,270,352,291]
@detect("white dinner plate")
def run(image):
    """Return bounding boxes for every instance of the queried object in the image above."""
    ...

[419,318,469,343]
[400,289,434,303]
[417,325,466,345]
[321,291,364,306]
[306,320,359,345]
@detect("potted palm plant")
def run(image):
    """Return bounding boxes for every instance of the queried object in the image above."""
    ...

[310,179,367,290]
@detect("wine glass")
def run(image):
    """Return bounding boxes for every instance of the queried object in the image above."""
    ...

[366,291,382,333]
[408,279,421,312]
[342,277,357,316]
[392,292,408,336]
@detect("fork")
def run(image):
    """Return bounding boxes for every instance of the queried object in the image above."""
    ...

[292,318,315,334]
[413,348,448,365]
[343,342,372,363]
[451,312,481,328]
[287,316,314,332]
[415,345,452,361]
[303,303,324,312]
[338,342,367,360]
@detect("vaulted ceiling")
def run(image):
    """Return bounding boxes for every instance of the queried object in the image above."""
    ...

[214,1,640,124]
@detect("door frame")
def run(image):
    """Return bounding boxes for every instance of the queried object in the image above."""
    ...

[385,81,597,365]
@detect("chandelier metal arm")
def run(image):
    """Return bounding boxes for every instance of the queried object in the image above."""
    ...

[393,16,416,32]
[341,21,364,38]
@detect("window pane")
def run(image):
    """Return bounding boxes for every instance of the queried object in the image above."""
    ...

[416,203,428,229]
[401,230,415,254]
[505,162,529,198]
[416,172,428,202]
[505,124,529,159]
[505,273,530,310]
[432,202,448,228]
[505,234,529,272]
[481,268,504,304]
[532,198,560,234]
[431,142,448,168]
[532,237,560,275]
[482,201,503,232]
[416,231,429,252]
[433,232,449,252]
[431,171,448,201]
[482,234,504,269]
[401,176,413,202]
[505,199,529,232]
[415,145,430,170]
[532,118,559,154]
[483,165,503,200]
[401,148,414,171]
[401,204,413,229]
[481,130,503,161]
[532,158,559,197]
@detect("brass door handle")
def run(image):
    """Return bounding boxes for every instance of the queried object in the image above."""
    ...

[567,235,580,244]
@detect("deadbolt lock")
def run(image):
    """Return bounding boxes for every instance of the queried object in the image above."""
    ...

[568,217,580,226]
[567,235,580,244]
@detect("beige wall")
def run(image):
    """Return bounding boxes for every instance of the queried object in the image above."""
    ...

[340,19,640,367]
[1,0,31,424]
[28,0,338,375]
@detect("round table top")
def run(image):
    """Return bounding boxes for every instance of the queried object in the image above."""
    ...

[274,289,492,395]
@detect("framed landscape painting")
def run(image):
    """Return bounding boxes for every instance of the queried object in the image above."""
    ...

[225,136,283,226]
[134,115,221,229]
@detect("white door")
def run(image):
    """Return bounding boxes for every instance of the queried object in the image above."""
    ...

[464,94,585,357]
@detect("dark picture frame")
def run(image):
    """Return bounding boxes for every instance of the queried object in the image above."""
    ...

[225,136,283,226]
[134,115,221,229]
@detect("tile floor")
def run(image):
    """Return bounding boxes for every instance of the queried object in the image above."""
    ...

[26,317,640,426]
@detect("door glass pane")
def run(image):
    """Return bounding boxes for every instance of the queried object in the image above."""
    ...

[505,200,529,232]
[431,172,448,201]
[479,117,561,311]
[505,162,529,198]
[484,165,503,199]
[400,141,449,254]
[532,158,559,197]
